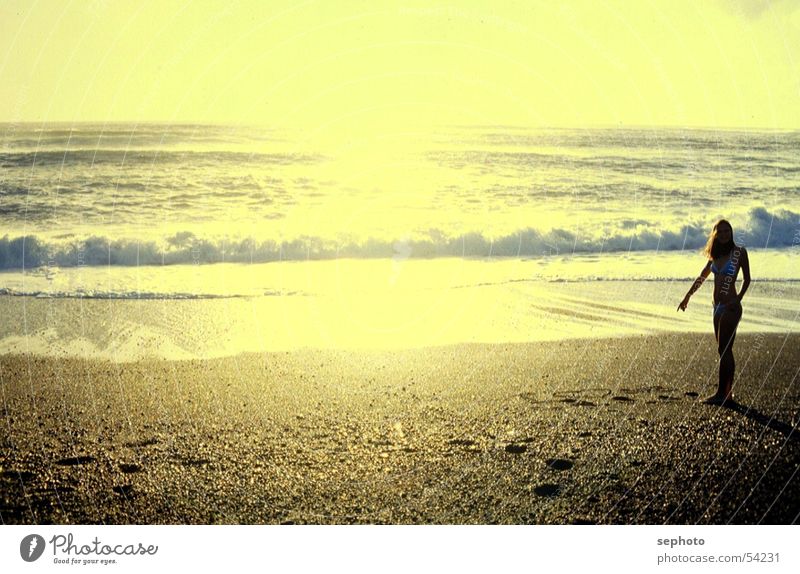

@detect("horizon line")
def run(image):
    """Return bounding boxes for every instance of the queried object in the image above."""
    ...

[0,120,798,133]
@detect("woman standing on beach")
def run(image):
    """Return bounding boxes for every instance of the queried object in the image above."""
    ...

[677,220,751,404]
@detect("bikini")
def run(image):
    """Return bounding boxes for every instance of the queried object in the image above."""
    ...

[710,253,739,317]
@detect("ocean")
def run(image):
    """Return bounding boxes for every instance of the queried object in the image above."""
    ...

[1,123,798,359]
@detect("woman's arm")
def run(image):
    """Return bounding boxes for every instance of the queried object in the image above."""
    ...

[678,261,712,311]
[737,247,751,302]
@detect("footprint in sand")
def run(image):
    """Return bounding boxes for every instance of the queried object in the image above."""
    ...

[533,484,560,497]
[561,397,595,406]
[119,463,142,474]
[55,456,95,466]
[558,398,598,408]
[181,458,212,467]
[112,484,134,497]
[612,396,634,403]
[545,458,574,471]
[1,469,35,481]
[554,388,611,400]
[505,444,527,454]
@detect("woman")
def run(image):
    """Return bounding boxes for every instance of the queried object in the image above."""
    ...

[677,220,751,404]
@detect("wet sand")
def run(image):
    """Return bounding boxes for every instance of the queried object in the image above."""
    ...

[1,332,798,524]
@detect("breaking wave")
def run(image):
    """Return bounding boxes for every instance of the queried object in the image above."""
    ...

[0,207,796,269]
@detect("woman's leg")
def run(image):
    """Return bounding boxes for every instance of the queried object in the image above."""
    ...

[716,305,742,399]
[712,307,724,398]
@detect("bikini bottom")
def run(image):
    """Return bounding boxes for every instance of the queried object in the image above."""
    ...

[713,300,741,319]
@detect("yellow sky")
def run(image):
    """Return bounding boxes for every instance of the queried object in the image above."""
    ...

[1,0,798,129]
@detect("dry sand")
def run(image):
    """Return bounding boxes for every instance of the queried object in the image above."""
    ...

[1,333,798,524]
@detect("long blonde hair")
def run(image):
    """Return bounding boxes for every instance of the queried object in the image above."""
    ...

[702,219,736,260]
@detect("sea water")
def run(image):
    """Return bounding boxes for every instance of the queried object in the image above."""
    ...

[1,124,797,359]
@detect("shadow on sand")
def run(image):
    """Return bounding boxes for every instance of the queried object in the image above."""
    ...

[723,401,799,441]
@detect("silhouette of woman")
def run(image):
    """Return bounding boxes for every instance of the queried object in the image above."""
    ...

[677,220,751,404]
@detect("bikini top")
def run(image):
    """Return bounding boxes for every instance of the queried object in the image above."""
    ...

[710,254,737,276]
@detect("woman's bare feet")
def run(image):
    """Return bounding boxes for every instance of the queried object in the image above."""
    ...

[703,382,734,405]
[703,393,729,405]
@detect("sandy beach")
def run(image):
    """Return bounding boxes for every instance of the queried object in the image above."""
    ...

[1,332,798,525]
